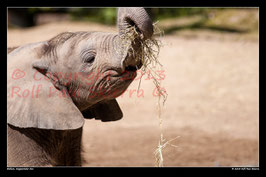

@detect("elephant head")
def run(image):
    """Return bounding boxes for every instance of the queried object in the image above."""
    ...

[7,7,154,130]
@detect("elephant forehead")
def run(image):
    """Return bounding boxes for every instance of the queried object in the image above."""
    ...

[81,32,118,50]
[58,32,117,56]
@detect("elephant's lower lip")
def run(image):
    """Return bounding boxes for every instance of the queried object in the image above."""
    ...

[121,70,137,80]
[113,70,136,79]
[105,70,136,80]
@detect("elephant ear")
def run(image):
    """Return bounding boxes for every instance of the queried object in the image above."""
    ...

[82,99,123,122]
[7,43,84,130]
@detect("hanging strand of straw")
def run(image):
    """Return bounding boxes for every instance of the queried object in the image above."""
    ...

[116,21,178,167]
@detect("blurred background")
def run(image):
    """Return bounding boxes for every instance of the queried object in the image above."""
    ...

[8,8,259,167]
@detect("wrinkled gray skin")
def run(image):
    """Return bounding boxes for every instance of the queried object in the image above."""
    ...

[7,7,153,166]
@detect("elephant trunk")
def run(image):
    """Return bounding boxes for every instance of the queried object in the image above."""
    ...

[117,7,154,70]
[117,7,154,41]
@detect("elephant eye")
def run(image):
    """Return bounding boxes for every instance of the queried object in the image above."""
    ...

[84,55,95,63]
[81,50,96,64]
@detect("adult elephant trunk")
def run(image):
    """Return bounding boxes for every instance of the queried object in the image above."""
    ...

[117,7,154,40]
[117,7,154,70]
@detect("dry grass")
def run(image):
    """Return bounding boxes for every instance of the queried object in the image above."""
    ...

[116,22,167,101]
[116,22,181,167]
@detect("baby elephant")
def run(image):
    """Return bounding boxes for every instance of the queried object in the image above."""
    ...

[7,7,154,166]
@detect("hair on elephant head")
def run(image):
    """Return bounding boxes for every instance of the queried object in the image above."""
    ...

[7,7,154,130]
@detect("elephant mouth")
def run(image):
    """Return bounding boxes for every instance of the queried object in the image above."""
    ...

[118,61,143,80]
[112,68,137,81]
[107,60,142,81]
[125,60,143,72]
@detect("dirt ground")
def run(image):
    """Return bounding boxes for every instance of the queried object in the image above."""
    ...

[8,20,259,167]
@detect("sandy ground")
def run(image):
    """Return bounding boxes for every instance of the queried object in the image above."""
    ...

[8,21,259,167]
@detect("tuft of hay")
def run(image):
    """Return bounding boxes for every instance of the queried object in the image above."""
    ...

[116,21,167,101]
[117,22,178,167]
